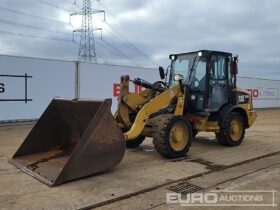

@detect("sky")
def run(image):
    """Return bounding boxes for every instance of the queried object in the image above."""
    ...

[0,0,279,79]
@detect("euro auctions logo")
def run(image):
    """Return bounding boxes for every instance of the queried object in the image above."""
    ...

[166,190,277,207]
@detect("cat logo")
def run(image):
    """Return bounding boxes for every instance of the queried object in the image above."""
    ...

[239,94,245,103]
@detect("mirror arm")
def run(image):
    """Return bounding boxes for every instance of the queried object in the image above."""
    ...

[179,80,184,93]
[165,66,171,84]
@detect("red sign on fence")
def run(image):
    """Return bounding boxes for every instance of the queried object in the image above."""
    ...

[246,88,279,99]
[113,83,143,97]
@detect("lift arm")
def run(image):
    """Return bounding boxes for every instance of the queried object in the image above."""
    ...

[115,75,185,140]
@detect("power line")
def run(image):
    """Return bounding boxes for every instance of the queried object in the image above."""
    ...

[0,0,148,66]
[97,39,143,67]
[0,19,138,65]
[0,6,70,26]
[0,30,140,66]
[64,0,79,6]
[97,1,159,66]
[74,0,158,66]
[0,29,109,61]
[102,23,151,62]
[0,30,74,43]
[100,1,156,54]
[71,24,145,66]
[32,0,75,13]
[0,18,70,36]
[73,31,143,66]
[71,1,153,66]
[95,40,124,60]
[71,0,82,9]
[103,21,158,66]
[102,23,139,53]
[96,40,142,67]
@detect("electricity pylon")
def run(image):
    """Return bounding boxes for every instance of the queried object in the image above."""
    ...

[71,0,105,63]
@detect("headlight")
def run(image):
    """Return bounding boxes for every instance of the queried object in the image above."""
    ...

[174,74,184,81]
[170,55,176,60]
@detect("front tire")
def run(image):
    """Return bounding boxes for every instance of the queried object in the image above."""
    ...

[126,135,145,148]
[216,112,245,146]
[153,115,193,158]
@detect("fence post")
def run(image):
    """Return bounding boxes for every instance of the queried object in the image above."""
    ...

[75,61,80,99]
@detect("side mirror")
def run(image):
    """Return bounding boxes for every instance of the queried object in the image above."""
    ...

[231,57,239,75]
[174,74,184,81]
[159,66,165,80]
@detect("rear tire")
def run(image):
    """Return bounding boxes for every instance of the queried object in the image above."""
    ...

[152,115,193,158]
[126,135,145,148]
[216,112,245,146]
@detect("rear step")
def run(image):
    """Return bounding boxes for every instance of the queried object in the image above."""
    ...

[9,98,125,186]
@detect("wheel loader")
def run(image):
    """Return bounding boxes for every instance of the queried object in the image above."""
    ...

[10,50,257,186]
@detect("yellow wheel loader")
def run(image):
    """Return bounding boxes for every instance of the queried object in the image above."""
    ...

[10,50,257,186]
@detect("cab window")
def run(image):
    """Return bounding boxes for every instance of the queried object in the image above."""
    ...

[210,56,226,80]
[189,57,207,91]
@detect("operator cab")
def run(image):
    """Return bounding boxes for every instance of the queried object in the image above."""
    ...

[168,50,237,113]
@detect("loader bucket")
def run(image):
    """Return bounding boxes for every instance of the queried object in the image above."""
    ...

[9,98,125,186]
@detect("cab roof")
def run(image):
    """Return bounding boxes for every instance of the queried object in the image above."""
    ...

[169,50,233,59]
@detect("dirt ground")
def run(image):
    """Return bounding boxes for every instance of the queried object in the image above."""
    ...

[0,109,279,210]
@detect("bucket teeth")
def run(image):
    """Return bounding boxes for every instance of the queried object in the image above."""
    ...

[9,98,125,186]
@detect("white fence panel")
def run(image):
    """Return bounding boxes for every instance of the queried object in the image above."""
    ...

[1,55,280,121]
[0,55,75,121]
[80,63,159,111]
[238,77,280,108]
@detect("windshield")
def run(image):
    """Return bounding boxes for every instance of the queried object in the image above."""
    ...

[169,53,197,86]
[188,56,207,91]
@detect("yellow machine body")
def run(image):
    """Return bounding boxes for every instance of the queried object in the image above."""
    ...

[114,75,256,141]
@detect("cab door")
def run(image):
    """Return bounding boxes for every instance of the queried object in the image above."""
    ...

[188,57,207,111]
[208,55,229,111]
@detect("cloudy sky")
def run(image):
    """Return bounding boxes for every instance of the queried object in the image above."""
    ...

[0,0,279,79]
